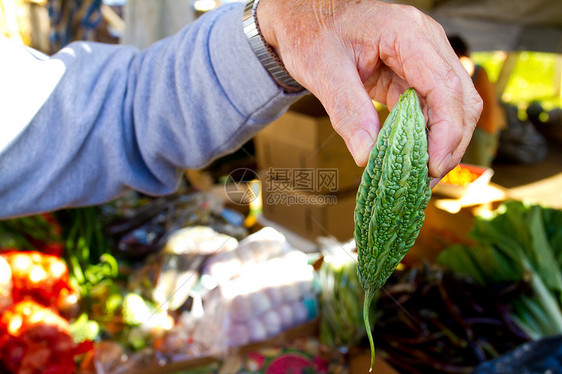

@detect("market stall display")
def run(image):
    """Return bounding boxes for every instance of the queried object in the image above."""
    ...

[1,0,561,371]
[315,238,534,374]
[0,187,561,374]
[0,191,325,373]
[374,265,530,374]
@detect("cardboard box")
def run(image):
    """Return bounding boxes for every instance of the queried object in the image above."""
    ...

[255,95,363,192]
[261,185,356,242]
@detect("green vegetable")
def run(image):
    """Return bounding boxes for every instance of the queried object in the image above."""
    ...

[437,201,562,340]
[122,293,154,326]
[317,247,370,351]
[58,207,122,342]
[70,313,100,343]
[0,214,61,250]
[58,207,119,297]
[354,88,431,370]
[374,265,530,373]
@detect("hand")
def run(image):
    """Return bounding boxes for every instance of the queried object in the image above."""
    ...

[257,0,483,187]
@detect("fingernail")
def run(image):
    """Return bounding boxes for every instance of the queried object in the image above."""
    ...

[349,130,375,165]
[437,153,453,177]
[430,177,440,189]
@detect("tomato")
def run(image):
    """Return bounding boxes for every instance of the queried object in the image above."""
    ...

[1,251,71,308]
[0,301,92,374]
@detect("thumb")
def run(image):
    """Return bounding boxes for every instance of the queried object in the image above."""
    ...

[310,61,380,167]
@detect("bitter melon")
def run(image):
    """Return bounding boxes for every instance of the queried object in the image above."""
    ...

[354,88,431,370]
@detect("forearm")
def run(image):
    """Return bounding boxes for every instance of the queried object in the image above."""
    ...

[0,3,303,218]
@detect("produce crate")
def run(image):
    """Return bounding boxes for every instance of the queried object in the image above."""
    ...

[433,163,494,199]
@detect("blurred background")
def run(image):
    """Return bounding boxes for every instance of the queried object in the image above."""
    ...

[1,1,562,373]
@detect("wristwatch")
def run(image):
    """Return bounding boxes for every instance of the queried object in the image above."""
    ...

[242,0,305,93]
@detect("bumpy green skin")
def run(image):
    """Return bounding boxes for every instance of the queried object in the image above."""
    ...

[354,88,431,370]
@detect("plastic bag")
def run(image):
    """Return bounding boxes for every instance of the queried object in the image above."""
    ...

[472,335,562,374]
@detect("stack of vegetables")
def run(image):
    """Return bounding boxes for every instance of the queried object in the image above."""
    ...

[219,249,317,347]
[374,265,530,374]
[0,215,92,374]
[316,240,531,374]
[0,193,245,373]
[4,184,559,374]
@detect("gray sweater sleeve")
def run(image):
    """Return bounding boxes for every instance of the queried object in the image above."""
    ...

[0,3,304,218]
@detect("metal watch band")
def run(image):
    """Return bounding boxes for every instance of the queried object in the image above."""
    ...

[242,0,305,93]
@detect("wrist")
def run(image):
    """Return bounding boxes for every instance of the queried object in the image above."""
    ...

[255,0,279,54]
[242,0,304,93]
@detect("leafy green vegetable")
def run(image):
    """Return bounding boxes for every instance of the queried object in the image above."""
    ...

[70,313,100,343]
[0,214,61,251]
[58,207,123,343]
[58,207,119,297]
[438,201,562,339]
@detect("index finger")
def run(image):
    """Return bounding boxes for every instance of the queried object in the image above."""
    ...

[423,20,483,177]
[376,7,482,178]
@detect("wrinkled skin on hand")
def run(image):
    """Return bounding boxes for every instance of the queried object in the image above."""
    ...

[257,0,483,187]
